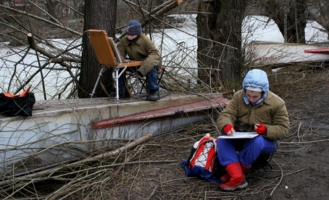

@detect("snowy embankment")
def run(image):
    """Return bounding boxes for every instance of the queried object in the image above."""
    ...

[0,15,328,100]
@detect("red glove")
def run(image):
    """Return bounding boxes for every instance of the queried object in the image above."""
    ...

[255,124,267,135]
[223,124,234,134]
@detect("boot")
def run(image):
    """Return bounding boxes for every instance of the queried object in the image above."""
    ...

[241,163,250,173]
[220,173,230,183]
[146,90,160,101]
[219,162,248,191]
[222,163,250,183]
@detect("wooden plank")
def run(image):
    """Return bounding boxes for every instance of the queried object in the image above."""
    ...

[120,60,143,67]
[88,29,117,66]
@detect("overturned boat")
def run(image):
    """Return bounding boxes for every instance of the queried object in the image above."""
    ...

[0,93,229,178]
[246,42,329,67]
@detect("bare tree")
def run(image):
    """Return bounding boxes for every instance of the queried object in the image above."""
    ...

[1,0,326,100]
[0,0,189,100]
[196,0,246,91]
[0,1,83,100]
[263,0,307,43]
[78,0,184,98]
[78,0,117,98]
[306,0,329,36]
[45,0,60,22]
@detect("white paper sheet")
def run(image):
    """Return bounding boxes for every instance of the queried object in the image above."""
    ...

[217,132,259,139]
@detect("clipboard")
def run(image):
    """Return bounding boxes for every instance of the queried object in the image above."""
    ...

[218,132,259,139]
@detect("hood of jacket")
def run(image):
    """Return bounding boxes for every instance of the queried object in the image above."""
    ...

[242,69,269,105]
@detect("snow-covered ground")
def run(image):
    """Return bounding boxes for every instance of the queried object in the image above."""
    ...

[0,15,328,100]
[0,38,81,100]
[242,15,328,44]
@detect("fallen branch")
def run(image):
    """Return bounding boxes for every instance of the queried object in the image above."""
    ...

[123,0,184,17]
[155,0,184,16]
[81,133,153,163]
[0,134,153,188]
[269,158,284,197]
[281,138,329,144]
[118,0,184,40]
[0,5,81,36]
[269,160,307,197]
[27,33,80,63]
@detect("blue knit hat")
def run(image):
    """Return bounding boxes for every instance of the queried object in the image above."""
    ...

[126,20,142,35]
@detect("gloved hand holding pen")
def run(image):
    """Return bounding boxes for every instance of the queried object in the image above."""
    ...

[254,123,267,135]
[223,124,235,135]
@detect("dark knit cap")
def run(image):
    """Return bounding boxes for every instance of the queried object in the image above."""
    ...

[126,20,142,35]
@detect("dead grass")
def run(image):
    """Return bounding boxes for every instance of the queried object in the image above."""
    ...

[2,64,329,199]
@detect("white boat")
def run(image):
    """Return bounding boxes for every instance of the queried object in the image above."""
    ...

[0,93,229,177]
[246,42,329,67]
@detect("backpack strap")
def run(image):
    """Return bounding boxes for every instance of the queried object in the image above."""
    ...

[2,86,31,98]
[204,139,217,171]
[19,86,31,97]
[188,136,218,172]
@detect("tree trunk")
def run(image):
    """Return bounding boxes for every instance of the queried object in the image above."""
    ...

[78,0,117,98]
[306,0,329,36]
[45,0,59,22]
[264,0,307,43]
[197,0,245,91]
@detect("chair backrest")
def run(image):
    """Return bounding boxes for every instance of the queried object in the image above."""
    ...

[88,29,121,66]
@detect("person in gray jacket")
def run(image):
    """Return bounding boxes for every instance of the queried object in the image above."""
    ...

[116,20,161,101]
[216,69,289,191]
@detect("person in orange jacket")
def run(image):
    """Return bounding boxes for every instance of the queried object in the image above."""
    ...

[216,69,289,191]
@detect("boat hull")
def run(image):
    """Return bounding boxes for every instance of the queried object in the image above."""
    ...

[246,42,329,66]
[0,93,229,176]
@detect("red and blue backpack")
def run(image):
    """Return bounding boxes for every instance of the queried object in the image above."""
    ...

[181,134,224,183]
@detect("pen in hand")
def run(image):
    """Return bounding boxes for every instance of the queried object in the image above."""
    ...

[223,124,235,136]
[254,123,267,135]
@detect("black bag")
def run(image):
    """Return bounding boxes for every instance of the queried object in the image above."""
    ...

[0,87,36,116]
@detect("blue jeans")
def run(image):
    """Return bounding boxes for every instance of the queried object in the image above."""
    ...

[118,65,159,93]
[216,136,276,168]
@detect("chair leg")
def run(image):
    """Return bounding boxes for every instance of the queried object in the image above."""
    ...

[115,68,120,101]
[90,66,107,98]
[114,66,128,101]
[158,66,170,97]
[124,79,132,98]
[133,70,141,99]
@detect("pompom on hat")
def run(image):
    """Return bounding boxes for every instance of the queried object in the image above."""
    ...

[126,20,142,35]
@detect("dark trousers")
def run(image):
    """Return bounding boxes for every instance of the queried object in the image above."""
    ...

[118,65,159,93]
